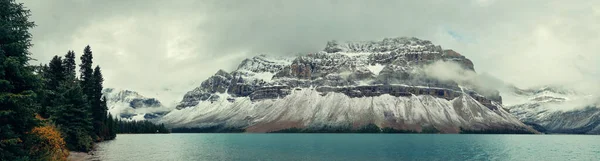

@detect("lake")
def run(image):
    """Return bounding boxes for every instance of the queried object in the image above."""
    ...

[92,134,600,161]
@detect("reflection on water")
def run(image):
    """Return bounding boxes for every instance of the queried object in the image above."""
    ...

[95,134,600,161]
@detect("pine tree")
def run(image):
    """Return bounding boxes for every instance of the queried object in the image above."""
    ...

[0,0,40,160]
[39,51,99,151]
[104,97,118,139]
[47,56,64,88]
[78,46,97,139]
[79,46,93,95]
[114,117,120,134]
[87,66,106,140]
[51,82,93,152]
[36,64,50,118]
[89,66,107,140]
[115,120,170,134]
[79,46,93,84]
[39,56,65,118]
[106,112,117,139]
[63,50,76,80]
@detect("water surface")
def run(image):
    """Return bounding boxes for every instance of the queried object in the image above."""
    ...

[94,134,600,161]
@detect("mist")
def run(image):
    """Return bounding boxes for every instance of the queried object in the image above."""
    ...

[18,0,600,103]
[420,60,502,98]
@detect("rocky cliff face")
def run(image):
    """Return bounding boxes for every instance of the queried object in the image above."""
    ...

[103,88,172,121]
[163,37,535,133]
[504,86,600,134]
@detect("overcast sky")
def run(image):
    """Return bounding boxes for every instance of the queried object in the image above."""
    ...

[19,0,600,103]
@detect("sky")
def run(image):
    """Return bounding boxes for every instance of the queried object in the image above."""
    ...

[19,0,600,104]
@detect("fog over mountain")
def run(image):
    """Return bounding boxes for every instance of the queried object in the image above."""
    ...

[19,0,600,103]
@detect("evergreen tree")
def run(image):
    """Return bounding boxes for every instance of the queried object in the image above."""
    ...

[0,0,41,160]
[90,66,107,140]
[32,63,46,75]
[63,50,76,80]
[51,82,93,152]
[106,112,117,139]
[104,97,118,139]
[46,56,64,88]
[78,46,98,139]
[79,46,93,95]
[35,64,49,117]
[39,56,64,118]
[113,115,119,134]
[39,51,101,151]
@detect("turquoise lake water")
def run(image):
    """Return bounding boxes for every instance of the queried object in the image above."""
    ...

[94,134,600,161]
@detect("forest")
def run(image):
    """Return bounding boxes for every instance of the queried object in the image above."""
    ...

[117,120,169,134]
[0,1,167,160]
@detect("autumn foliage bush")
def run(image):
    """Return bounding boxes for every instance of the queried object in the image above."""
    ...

[29,115,69,161]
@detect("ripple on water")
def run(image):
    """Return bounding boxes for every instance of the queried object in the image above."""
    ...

[95,134,600,161]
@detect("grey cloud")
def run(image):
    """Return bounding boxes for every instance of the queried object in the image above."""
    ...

[420,60,501,98]
[19,0,600,102]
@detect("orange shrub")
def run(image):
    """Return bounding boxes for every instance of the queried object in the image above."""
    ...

[30,120,70,161]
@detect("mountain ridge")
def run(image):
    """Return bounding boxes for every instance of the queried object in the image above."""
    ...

[503,85,600,134]
[160,37,536,133]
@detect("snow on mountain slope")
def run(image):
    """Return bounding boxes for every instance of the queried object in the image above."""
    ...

[164,87,524,133]
[103,88,173,121]
[162,37,536,133]
[503,86,600,134]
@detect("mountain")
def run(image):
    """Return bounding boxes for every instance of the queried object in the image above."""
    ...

[503,86,600,134]
[102,88,172,121]
[160,37,536,133]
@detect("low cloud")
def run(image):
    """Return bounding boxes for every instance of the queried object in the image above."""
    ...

[422,60,600,109]
[422,61,478,85]
[19,0,600,103]
[421,61,502,97]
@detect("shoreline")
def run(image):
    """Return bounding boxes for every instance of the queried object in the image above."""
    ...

[67,152,94,161]
[67,144,100,161]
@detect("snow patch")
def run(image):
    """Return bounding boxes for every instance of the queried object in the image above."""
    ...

[367,64,385,75]
[338,52,372,57]
[251,72,275,82]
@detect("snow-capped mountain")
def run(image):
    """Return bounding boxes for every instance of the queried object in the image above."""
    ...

[504,86,600,134]
[161,37,536,133]
[102,88,173,121]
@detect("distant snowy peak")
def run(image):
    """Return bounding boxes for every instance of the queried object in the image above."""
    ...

[511,85,578,97]
[103,88,162,108]
[504,85,600,134]
[102,88,171,121]
[504,85,583,106]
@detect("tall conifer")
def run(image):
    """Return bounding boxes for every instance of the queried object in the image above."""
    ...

[63,50,76,80]
[0,0,40,159]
